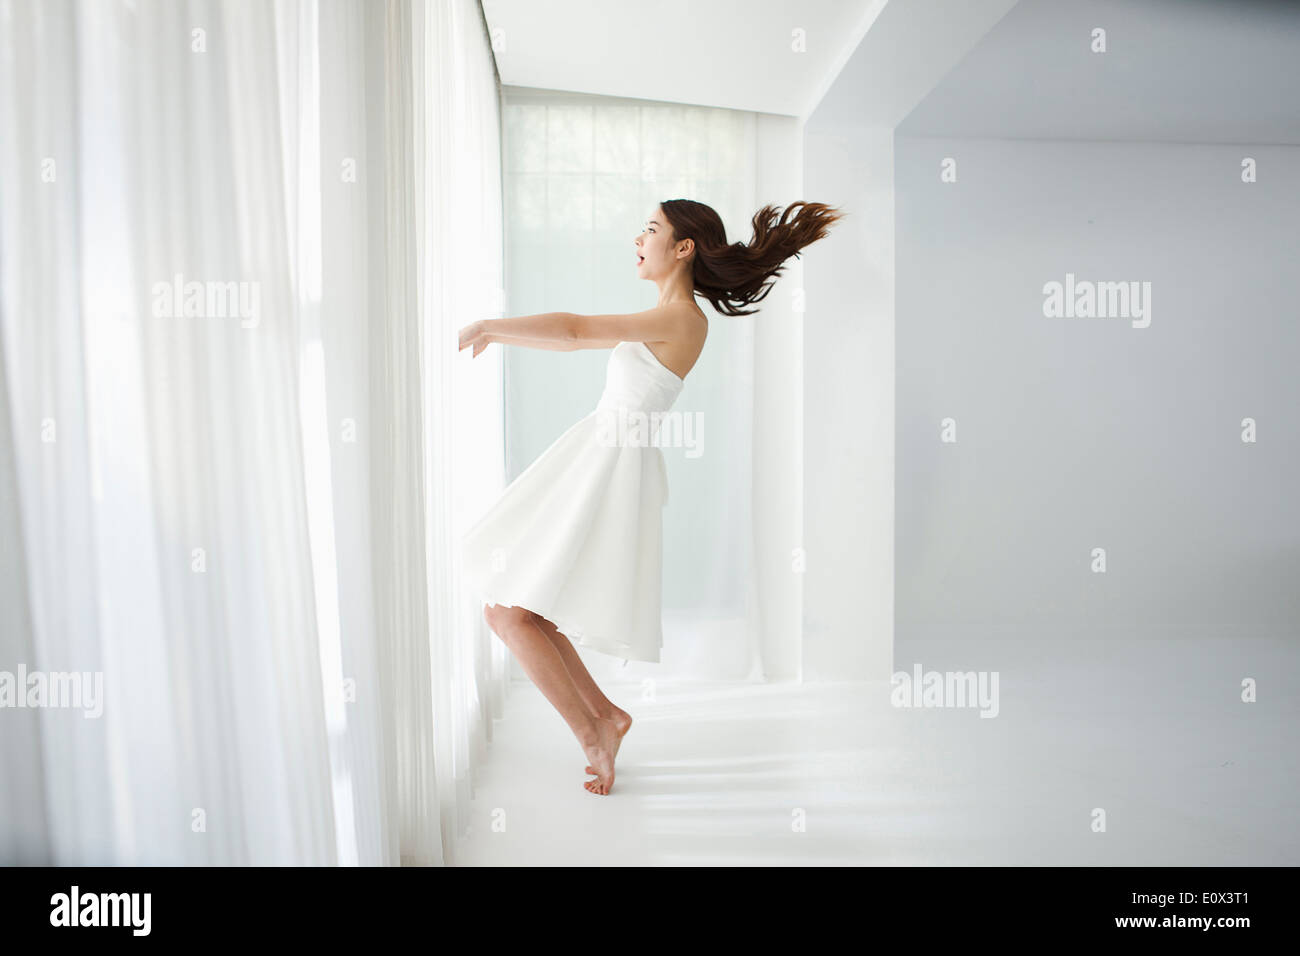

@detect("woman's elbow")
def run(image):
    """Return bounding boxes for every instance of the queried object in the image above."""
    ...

[562,312,583,346]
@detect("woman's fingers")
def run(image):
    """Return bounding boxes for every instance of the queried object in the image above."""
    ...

[457,322,491,358]
[457,321,483,351]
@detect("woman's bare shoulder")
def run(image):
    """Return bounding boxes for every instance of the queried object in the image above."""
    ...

[684,300,709,340]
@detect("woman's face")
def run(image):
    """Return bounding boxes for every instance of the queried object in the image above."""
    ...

[634,207,676,279]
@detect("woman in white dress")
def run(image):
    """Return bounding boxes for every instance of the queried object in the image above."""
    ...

[457,199,843,794]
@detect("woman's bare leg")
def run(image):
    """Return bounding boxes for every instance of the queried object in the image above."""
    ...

[531,614,633,757]
[483,603,619,795]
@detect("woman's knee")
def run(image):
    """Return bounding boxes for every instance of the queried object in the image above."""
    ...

[483,602,530,636]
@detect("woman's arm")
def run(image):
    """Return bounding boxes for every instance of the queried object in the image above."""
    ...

[460,303,693,356]
[484,312,621,350]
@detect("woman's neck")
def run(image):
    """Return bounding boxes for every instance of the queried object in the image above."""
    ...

[656,272,695,308]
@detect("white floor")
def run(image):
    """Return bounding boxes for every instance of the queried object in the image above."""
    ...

[452,637,1300,865]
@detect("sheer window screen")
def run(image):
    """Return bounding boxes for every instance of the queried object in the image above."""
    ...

[0,0,504,867]
[500,87,762,682]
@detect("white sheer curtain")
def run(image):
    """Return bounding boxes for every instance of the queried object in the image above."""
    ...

[0,0,504,866]
[414,0,509,850]
[499,87,762,682]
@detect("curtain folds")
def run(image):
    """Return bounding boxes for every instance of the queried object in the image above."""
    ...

[0,0,505,866]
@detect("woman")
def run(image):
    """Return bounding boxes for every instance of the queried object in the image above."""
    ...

[458,198,843,795]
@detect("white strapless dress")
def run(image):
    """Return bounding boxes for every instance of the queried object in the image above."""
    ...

[460,340,686,664]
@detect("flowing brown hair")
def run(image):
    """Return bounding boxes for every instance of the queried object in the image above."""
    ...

[659,199,845,316]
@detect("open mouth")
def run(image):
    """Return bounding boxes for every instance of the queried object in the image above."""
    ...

[637,255,644,265]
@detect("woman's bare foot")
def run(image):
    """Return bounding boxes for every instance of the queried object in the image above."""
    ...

[581,716,621,795]
[585,706,632,775]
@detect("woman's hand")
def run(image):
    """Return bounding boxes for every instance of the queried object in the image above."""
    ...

[458,319,491,358]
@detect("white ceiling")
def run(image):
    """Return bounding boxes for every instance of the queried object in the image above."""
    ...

[480,0,885,118]
[897,0,1300,144]
[482,0,1300,141]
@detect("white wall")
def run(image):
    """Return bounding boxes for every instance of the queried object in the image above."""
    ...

[799,0,1014,680]
[752,113,804,680]
[802,0,1300,678]
[801,125,895,681]
[895,136,1300,645]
